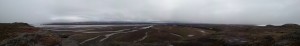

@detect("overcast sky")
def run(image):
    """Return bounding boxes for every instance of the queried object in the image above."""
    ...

[0,0,300,24]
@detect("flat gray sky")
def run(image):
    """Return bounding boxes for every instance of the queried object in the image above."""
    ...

[0,0,300,24]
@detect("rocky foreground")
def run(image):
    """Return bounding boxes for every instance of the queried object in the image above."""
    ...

[1,23,300,46]
[0,23,61,46]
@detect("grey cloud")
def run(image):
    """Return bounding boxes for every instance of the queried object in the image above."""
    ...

[0,0,300,25]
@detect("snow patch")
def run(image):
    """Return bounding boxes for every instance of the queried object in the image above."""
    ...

[256,25,267,26]
[170,33,183,38]
[200,30,206,33]
[188,35,194,37]
[140,25,153,29]
[126,30,138,33]
[99,33,118,42]
[82,32,100,33]
[80,35,102,44]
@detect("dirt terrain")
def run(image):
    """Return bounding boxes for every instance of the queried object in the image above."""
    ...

[1,23,300,46]
[0,23,61,46]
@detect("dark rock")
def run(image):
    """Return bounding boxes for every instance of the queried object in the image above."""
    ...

[266,24,275,27]
[59,34,71,38]
[281,24,300,28]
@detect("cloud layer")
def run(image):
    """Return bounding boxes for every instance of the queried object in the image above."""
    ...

[0,0,300,24]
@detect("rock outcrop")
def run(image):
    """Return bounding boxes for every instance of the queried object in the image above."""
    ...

[0,22,61,46]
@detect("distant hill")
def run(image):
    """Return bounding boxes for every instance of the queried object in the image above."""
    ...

[44,21,159,25]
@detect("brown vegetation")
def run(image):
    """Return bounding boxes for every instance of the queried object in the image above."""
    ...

[0,22,61,46]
